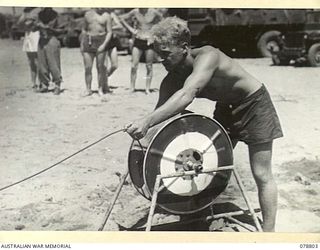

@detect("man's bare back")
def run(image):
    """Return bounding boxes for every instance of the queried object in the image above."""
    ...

[84,9,110,36]
[165,46,262,105]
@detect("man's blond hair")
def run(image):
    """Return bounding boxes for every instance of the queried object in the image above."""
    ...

[151,16,191,46]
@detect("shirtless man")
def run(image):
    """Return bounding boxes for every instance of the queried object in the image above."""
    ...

[104,9,124,79]
[80,8,112,98]
[120,8,162,94]
[126,17,283,232]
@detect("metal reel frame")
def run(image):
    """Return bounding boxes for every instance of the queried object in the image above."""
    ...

[99,113,263,232]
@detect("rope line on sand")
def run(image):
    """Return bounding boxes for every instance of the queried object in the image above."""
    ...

[0,128,126,192]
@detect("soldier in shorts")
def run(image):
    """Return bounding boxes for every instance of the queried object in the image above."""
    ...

[80,8,112,99]
[120,8,163,94]
[126,17,283,232]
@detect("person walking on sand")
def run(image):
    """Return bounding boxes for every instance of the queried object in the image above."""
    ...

[36,7,64,95]
[126,17,283,232]
[17,7,40,91]
[120,8,163,94]
[80,8,112,100]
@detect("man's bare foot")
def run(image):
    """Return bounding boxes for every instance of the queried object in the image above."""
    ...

[130,88,136,93]
[98,88,104,96]
[145,89,150,95]
[105,88,113,94]
[82,90,93,97]
[100,95,109,102]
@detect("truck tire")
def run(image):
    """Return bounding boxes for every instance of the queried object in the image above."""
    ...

[272,54,289,66]
[257,31,281,58]
[307,43,320,67]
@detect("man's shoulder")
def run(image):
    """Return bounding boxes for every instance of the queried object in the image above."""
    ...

[149,8,159,13]
[192,45,218,55]
[129,9,139,15]
[191,45,220,61]
[84,10,94,17]
[101,12,111,20]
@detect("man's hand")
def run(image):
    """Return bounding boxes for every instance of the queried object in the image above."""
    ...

[125,118,151,140]
[36,22,49,29]
[97,43,106,53]
[80,42,84,54]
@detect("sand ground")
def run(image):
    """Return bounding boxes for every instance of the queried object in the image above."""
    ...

[0,39,320,233]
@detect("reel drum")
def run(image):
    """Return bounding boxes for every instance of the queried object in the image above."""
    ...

[128,113,233,215]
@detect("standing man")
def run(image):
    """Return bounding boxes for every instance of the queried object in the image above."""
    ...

[126,17,283,232]
[120,8,162,94]
[80,8,112,99]
[37,7,64,95]
[17,7,40,90]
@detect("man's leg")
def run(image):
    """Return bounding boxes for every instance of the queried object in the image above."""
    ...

[37,44,50,92]
[46,37,62,95]
[26,52,38,88]
[130,46,143,92]
[107,47,118,77]
[82,52,95,96]
[248,141,277,232]
[144,48,154,95]
[96,51,108,96]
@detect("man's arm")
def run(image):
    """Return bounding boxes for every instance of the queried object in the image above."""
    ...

[126,47,219,138]
[154,74,182,110]
[37,12,64,34]
[98,13,112,52]
[146,49,219,127]
[111,12,124,31]
[79,15,88,53]
[119,9,135,20]
[153,8,164,22]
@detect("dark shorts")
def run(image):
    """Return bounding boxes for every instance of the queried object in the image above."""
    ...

[82,34,106,54]
[213,84,283,145]
[105,35,121,50]
[133,38,153,51]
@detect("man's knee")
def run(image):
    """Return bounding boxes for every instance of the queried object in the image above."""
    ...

[97,62,106,73]
[84,66,92,75]
[146,63,153,72]
[252,164,274,186]
[110,64,118,72]
[131,64,138,73]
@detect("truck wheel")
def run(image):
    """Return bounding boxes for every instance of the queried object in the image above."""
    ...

[272,54,289,66]
[257,31,281,58]
[307,43,320,67]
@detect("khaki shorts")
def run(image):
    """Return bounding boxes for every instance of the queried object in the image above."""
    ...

[214,84,283,145]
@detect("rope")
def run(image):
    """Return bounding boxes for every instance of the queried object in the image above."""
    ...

[0,128,126,192]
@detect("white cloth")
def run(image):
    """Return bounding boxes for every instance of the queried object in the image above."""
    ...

[22,30,40,52]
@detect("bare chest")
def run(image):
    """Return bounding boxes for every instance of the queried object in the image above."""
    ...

[86,12,106,26]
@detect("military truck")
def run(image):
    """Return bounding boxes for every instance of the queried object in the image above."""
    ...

[271,10,320,67]
[169,9,310,57]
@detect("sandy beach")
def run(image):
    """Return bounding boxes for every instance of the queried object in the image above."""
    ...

[0,38,319,232]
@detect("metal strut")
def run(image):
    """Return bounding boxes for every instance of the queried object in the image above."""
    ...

[145,166,263,232]
[98,167,263,232]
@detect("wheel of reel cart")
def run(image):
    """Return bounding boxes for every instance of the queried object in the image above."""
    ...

[128,113,234,214]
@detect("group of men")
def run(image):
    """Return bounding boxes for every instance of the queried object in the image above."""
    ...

[18,7,165,98]
[18,8,283,232]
